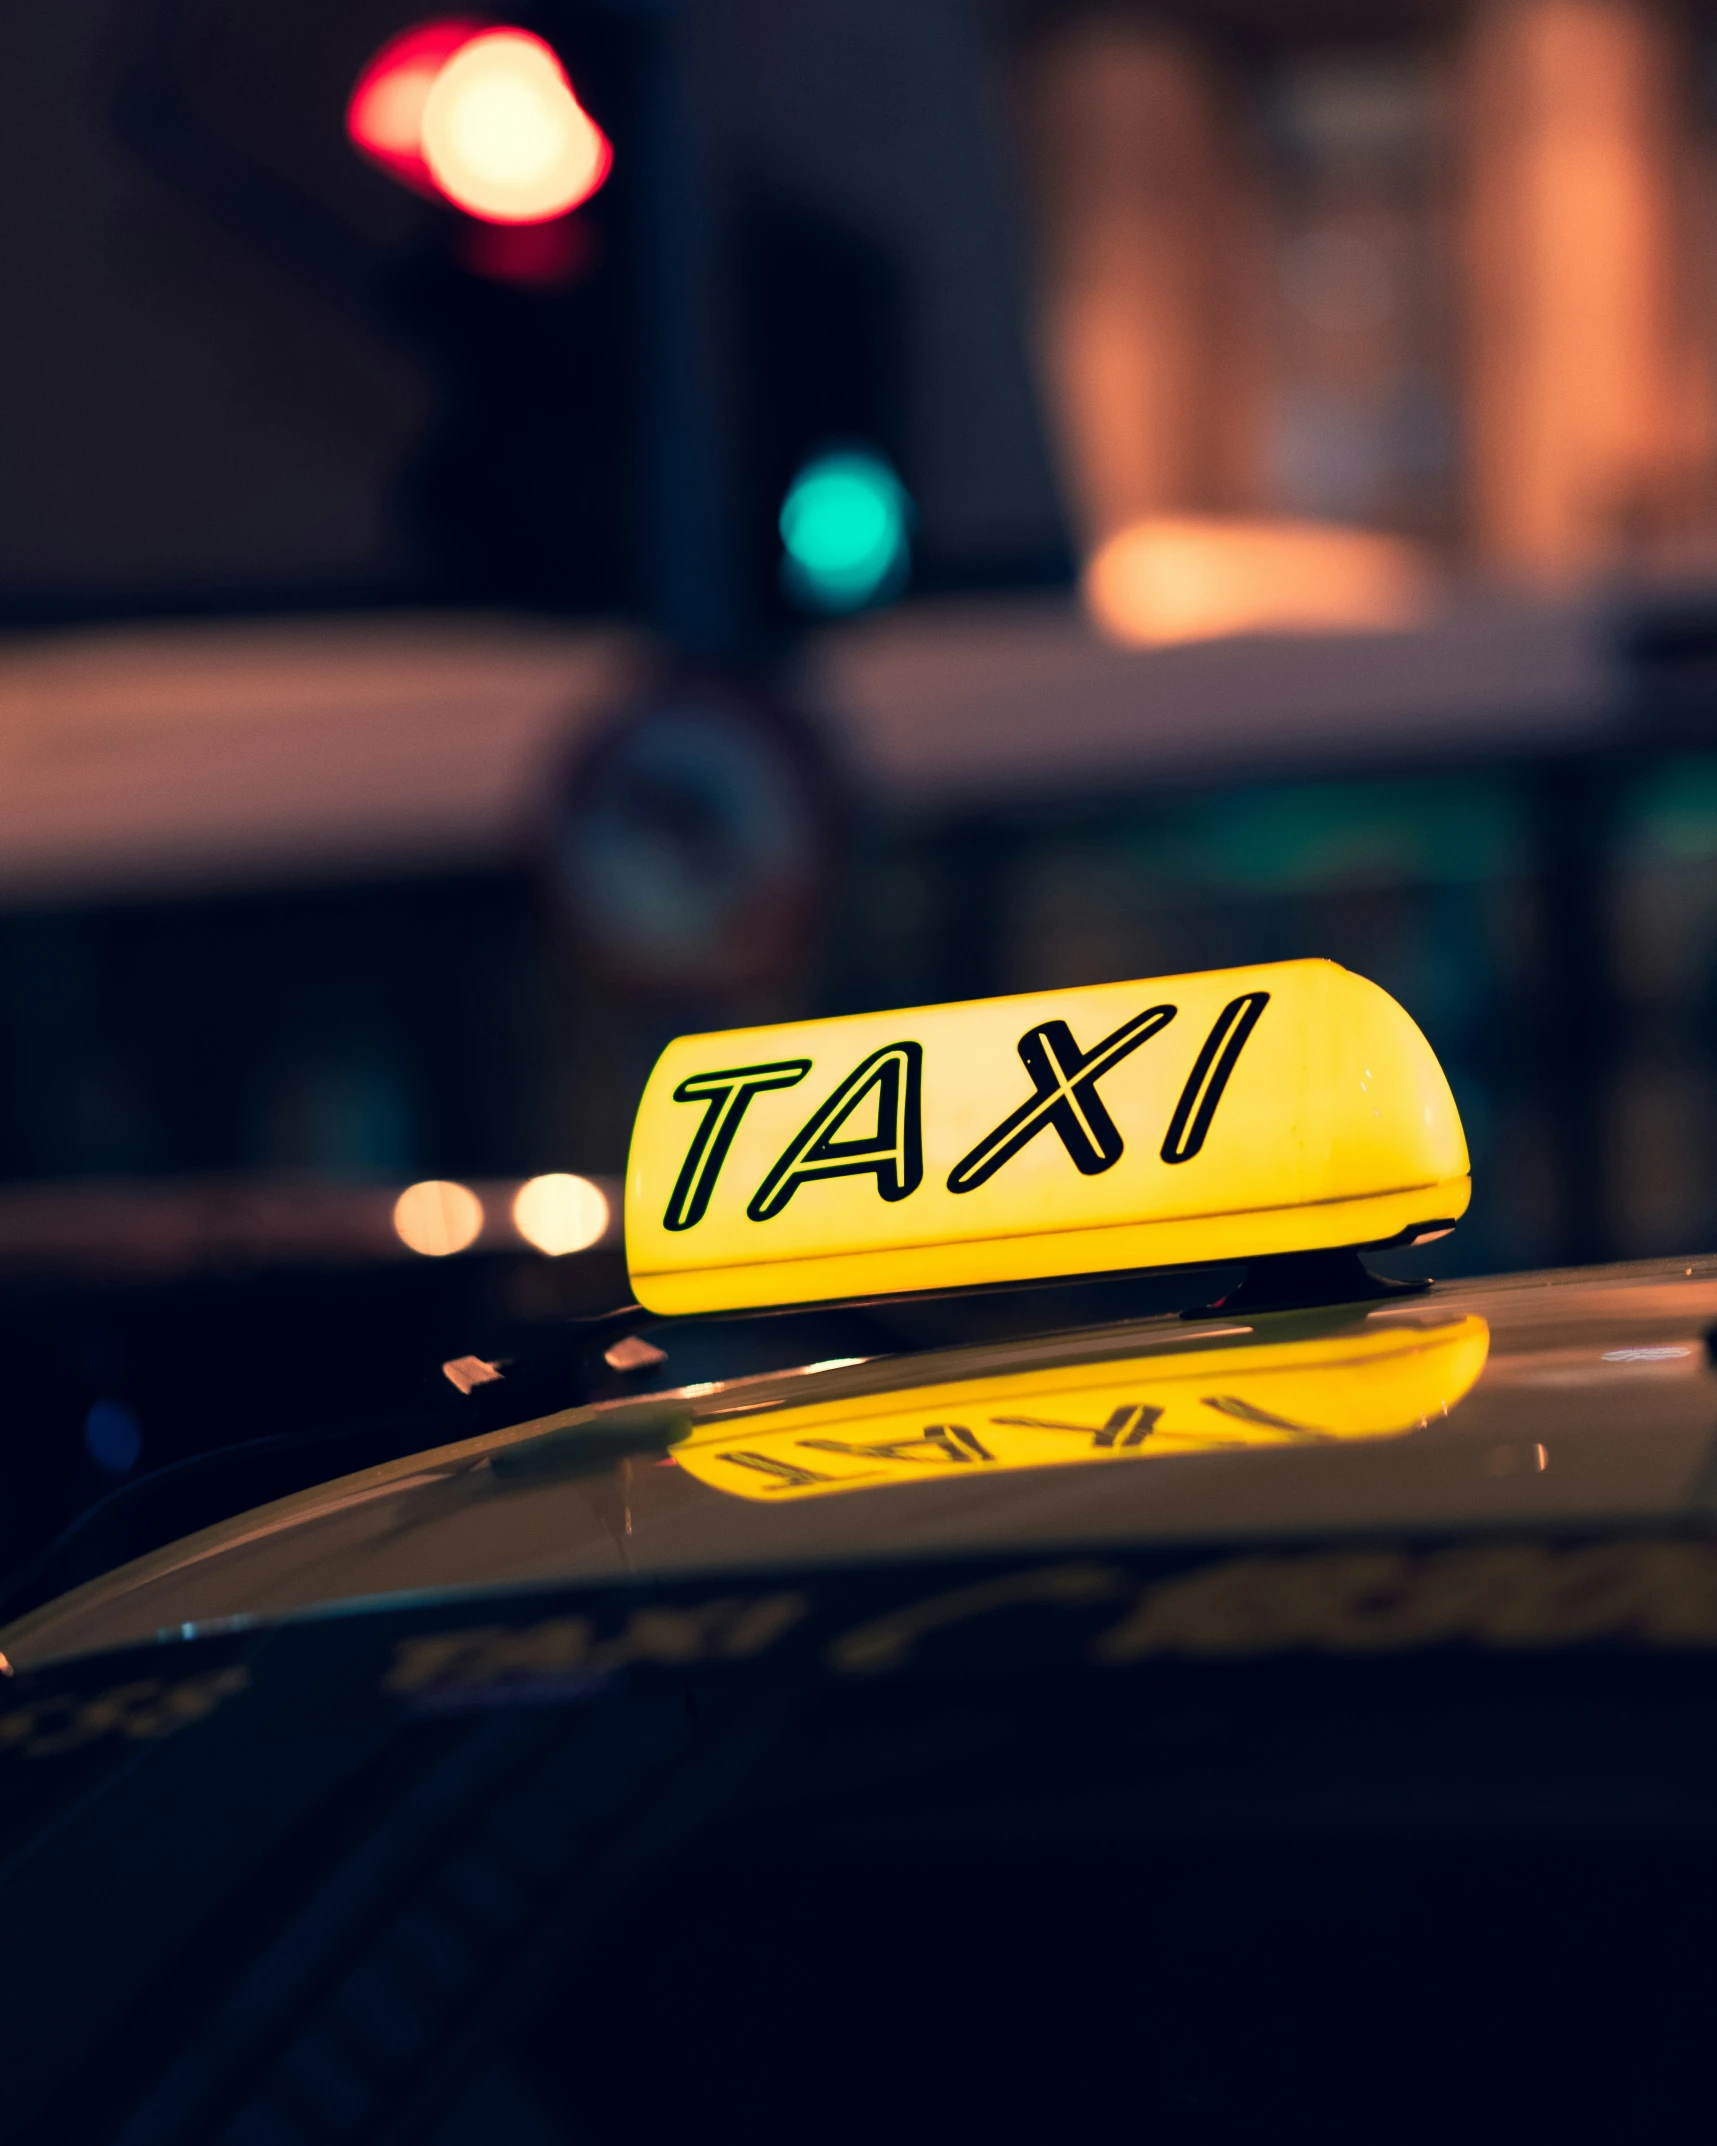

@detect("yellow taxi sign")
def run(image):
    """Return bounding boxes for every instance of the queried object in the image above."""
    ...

[624,959,1470,1316]
[671,1312,1490,1501]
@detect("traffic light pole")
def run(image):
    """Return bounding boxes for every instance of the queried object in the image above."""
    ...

[627,0,745,659]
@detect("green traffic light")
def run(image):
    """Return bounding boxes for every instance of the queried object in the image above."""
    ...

[779,449,911,612]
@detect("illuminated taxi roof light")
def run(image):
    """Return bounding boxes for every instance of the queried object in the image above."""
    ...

[421,30,611,225]
[512,1173,610,1256]
[624,959,1470,1316]
[394,1179,484,1257]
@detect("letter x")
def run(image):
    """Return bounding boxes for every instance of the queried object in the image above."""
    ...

[946,1003,1176,1194]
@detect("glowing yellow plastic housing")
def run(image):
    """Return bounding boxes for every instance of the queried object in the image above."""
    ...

[624,958,1470,1316]
[672,1314,1491,1502]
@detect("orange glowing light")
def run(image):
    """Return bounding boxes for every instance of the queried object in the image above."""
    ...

[512,1173,610,1255]
[421,30,611,224]
[1083,515,1434,647]
[393,1179,484,1257]
[346,19,486,196]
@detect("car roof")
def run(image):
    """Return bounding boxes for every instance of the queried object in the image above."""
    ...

[6,1253,1716,1675]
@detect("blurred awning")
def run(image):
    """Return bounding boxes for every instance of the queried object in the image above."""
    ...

[0,614,643,905]
[0,596,1630,906]
[808,591,1625,804]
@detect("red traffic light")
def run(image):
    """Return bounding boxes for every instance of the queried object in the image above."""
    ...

[347,18,485,198]
[347,21,611,226]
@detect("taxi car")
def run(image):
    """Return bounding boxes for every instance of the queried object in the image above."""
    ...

[4,958,1717,2144]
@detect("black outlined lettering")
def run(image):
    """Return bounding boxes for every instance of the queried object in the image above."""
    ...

[1160,992,1270,1164]
[947,1005,1177,1194]
[748,1042,923,1221]
[663,1060,810,1230]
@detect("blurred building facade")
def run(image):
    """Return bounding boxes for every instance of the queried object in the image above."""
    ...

[12,0,1717,619]
[1014,0,1717,637]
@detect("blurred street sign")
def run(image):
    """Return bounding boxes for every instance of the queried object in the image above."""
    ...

[545,679,839,996]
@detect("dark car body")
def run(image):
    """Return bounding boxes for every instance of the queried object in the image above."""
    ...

[5,1254,1717,2144]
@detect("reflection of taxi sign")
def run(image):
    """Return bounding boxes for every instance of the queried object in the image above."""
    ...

[672,1314,1491,1501]
[625,959,1469,1315]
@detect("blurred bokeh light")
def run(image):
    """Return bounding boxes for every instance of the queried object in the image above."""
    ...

[345,17,485,196]
[348,20,610,228]
[420,29,611,225]
[393,1180,484,1258]
[83,1398,142,1476]
[780,449,912,612]
[1084,515,1432,646]
[512,1173,609,1256]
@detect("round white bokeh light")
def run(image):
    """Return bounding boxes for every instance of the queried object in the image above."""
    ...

[394,1179,485,1257]
[512,1173,610,1256]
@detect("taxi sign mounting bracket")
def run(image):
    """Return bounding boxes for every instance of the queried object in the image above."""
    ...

[1183,1245,1433,1319]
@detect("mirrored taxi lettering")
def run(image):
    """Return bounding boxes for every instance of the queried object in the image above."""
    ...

[679,1316,1491,1503]
[702,1397,1302,1495]
[383,1591,811,1698]
[0,1665,251,1761]
[991,1403,1163,1447]
[717,1452,838,1490]
[799,1423,996,1465]
[828,1562,1127,1676]
[1091,1539,1717,1659]
[817,1539,1717,1679]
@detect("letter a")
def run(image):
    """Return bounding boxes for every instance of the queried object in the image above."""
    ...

[748,1043,923,1221]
